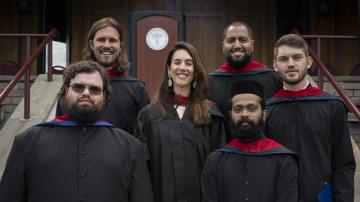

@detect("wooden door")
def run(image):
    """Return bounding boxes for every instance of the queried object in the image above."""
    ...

[130,11,184,99]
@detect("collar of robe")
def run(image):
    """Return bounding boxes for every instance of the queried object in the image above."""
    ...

[170,95,189,104]
[217,60,267,73]
[43,115,113,127]
[228,137,284,153]
[274,86,326,98]
[106,68,128,79]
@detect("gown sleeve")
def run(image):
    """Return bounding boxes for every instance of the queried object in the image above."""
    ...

[275,155,298,202]
[201,153,219,202]
[209,115,226,151]
[331,101,355,202]
[134,108,151,161]
[129,138,154,202]
[0,135,27,202]
[137,85,150,113]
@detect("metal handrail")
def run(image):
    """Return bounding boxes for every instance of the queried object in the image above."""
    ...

[0,28,59,119]
[298,33,358,89]
[293,30,360,122]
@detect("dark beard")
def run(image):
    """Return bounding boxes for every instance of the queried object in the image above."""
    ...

[63,99,104,125]
[231,118,264,142]
[226,53,251,68]
[282,68,308,85]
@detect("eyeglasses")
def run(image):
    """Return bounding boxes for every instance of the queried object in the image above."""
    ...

[69,83,103,95]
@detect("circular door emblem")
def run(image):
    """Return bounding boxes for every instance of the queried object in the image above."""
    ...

[146,27,169,51]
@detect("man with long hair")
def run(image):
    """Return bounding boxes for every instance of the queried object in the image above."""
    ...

[58,17,149,134]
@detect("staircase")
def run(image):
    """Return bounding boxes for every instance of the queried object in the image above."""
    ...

[0,74,62,176]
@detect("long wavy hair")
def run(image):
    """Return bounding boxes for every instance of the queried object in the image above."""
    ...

[153,42,211,125]
[82,17,130,72]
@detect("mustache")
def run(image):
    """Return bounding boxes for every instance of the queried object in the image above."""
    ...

[78,95,94,104]
[236,118,255,127]
[100,47,114,52]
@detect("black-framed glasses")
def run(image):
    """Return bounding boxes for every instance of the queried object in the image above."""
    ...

[69,83,103,95]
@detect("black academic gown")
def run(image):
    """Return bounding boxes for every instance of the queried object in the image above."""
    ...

[266,87,355,202]
[0,116,153,202]
[201,137,298,202]
[102,74,150,134]
[135,101,226,202]
[56,70,150,134]
[208,61,282,140]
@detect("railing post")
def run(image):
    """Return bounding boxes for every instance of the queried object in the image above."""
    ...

[316,37,324,89]
[0,29,59,122]
[47,39,53,81]
[24,36,31,119]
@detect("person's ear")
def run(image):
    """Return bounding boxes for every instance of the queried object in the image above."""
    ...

[273,59,278,72]
[262,109,267,121]
[167,66,171,77]
[222,41,225,54]
[306,56,313,70]
[251,39,255,52]
[89,40,94,51]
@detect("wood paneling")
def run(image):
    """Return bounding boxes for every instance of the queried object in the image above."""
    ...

[185,13,225,72]
[308,0,359,75]
[1,0,358,76]
[0,0,20,63]
[0,0,39,74]
[70,0,278,74]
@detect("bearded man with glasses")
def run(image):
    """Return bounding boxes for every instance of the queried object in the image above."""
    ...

[0,61,153,202]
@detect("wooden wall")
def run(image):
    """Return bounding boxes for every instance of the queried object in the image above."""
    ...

[0,0,40,74]
[0,0,358,75]
[308,0,359,75]
[70,0,277,73]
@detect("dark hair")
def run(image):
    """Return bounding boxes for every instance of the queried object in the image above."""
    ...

[274,34,309,58]
[223,21,254,40]
[259,99,265,111]
[83,17,130,72]
[153,42,211,125]
[229,95,265,112]
[60,60,110,106]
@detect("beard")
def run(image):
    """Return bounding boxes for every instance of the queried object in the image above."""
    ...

[226,53,252,68]
[62,97,104,124]
[281,68,308,85]
[94,47,120,68]
[231,117,264,142]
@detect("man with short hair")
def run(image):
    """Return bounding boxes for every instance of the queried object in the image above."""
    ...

[58,17,149,134]
[0,61,153,202]
[208,21,282,140]
[202,80,298,202]
[266,34,355,201]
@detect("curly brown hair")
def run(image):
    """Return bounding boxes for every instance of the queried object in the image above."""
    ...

[59,60,111,107]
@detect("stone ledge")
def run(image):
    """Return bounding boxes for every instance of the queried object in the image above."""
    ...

[312,76,360,82]
[0,74,63,178]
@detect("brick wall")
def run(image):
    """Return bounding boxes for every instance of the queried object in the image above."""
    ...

[317,77,360,105]
[0,76,35,127]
